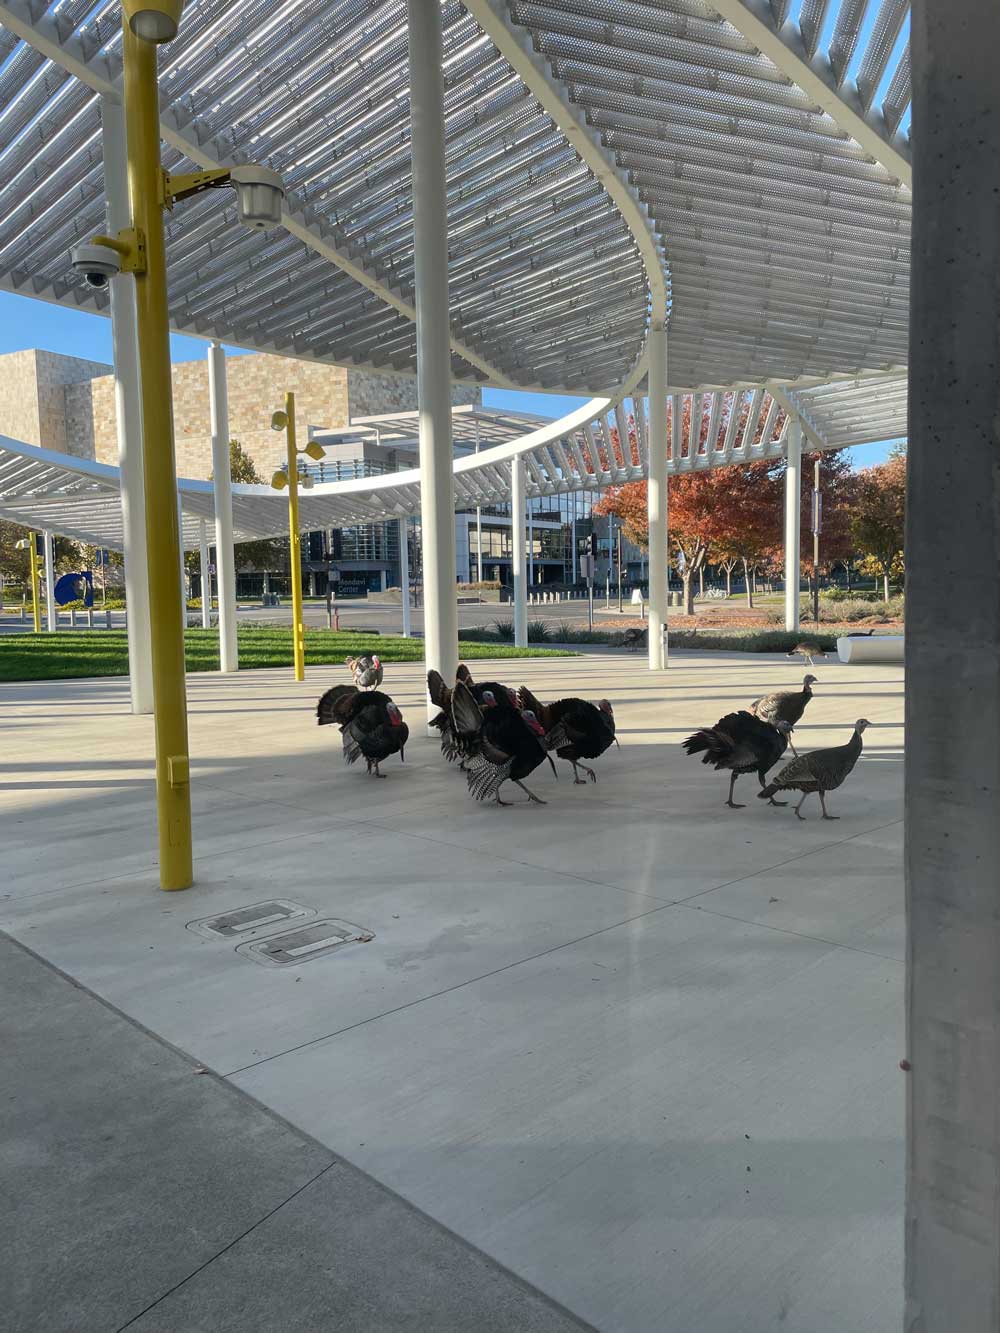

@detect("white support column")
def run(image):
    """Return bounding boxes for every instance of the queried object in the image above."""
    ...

[475,417,484,584]
[208,340,238,672]
[101,95,152,714]
[784,417,802,632]
[178,493,187,635]
[399,518,411,637]
[528,502,535,585]
[512,457,527,647]
[409,0,459,721]
[42,530,56,631]
[198,520,211,629]
[647,325,668,669]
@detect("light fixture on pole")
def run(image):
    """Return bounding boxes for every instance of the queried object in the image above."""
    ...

[15,535,43,633]
[64,2,286,892]
[271,396,324,682]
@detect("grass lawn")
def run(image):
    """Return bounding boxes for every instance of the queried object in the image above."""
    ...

[0,627,573,683]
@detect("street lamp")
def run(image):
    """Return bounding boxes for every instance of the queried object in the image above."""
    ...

[64,0,286,892]
[271,393,325,682]
[15,535,42,633]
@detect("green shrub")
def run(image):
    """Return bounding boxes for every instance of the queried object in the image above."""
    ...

[824,587,903,604]
[57,598,126,611]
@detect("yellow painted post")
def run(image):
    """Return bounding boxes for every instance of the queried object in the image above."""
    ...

[29,536,41,634]
[284,391,305,682]
[122,19,192,891]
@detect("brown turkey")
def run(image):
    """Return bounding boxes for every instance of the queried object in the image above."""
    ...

[758,719,871,819]
[748,673,817,752]
[346,654,383,690]
[317,684,407,777]
[517,685,618,784]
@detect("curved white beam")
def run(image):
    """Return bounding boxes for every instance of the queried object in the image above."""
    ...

[710,0,912,187]
[463,0,669,327]
[0,0,517,388]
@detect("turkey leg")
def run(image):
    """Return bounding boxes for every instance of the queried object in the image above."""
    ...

[571,762,597,785]
[726,771,745,809]
[818,791,839,820]
[513,780,546,805]
[794,792,810,820]
[758,774,787,806]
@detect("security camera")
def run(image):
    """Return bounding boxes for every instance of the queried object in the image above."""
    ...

[70,242,122,290]
[230,165,285,230]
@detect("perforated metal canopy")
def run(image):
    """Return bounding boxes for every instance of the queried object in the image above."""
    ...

[0,0,912,402]
[0,374,906,550]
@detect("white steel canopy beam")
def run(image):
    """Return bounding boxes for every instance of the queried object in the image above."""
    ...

[0,0,516,389]
[709,0,912,187]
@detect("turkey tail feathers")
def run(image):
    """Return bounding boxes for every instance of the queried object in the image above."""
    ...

[317,684,359,726]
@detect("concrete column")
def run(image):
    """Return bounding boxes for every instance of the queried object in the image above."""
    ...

[399,518,411,637]
[511,457,527,647]
[101,95,152,713]
[474,416,484,584]
[42,531,56,631]
[178,493,187,634]
[905,5,1000,1329]
[646,325,668,669]
[208,340,238,672]
[784,417,802,632]
[408,0,458,720]
[198,520,211,629]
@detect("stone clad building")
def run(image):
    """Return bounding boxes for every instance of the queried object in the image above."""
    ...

[0,347,479,479]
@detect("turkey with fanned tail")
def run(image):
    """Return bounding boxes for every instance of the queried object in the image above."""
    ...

[447,679,552,805]
[316,683,407,778]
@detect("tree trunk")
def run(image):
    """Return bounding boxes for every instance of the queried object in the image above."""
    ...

[883,569,890,602]
[698,566,704,600]
[682,571,695,615]
[742,556,753,609]
[725,566,731,597]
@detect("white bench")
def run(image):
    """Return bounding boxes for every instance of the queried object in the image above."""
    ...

[836,634,904,664]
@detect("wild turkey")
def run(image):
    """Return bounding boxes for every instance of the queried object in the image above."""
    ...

[620,626,647,652]
[748,673,817,752]
[518,685,618,784]
[758,719,871,819]
[683,711,793,808]
[448,679,551,805]
[317,683,407,777]
[428,665,475,764]
[346,654,383,690]
[786,642,826,667]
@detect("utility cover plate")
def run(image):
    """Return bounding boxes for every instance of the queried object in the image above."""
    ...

[235,919,374,968]
[187,900,315,941]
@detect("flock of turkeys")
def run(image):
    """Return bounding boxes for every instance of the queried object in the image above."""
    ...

[316,655,868,820]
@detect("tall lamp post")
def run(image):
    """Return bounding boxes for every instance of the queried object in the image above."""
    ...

[67,2,286,890]
[15,535,43,633]
[270,392,325,682]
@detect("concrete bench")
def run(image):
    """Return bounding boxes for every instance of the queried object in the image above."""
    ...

[836,634,904,664]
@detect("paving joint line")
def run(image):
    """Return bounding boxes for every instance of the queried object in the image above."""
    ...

[675,901,904,964]
[113,1162,340,1331]
[224,899,677,1078]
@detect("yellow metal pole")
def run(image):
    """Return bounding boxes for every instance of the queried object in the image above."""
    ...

[285,390,305,682]
[123,20,192,891]
[29,537,41,633]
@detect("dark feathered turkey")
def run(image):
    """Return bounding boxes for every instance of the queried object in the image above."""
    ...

[447,680,551,805]
[749,673,816,745]
[517,685,617,784]
[758,719,870,819]
[428,666,518,766]
[683,710,793,808]
[316,683,407,777]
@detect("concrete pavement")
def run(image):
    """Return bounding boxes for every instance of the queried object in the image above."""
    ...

[1,651,905,1330]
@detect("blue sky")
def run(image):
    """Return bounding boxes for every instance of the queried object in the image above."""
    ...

[0,289,896,466]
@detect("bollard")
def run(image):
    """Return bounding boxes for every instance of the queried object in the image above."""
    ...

[86,609,94,628]
[105,609,113,629]
[70,609,77,627]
